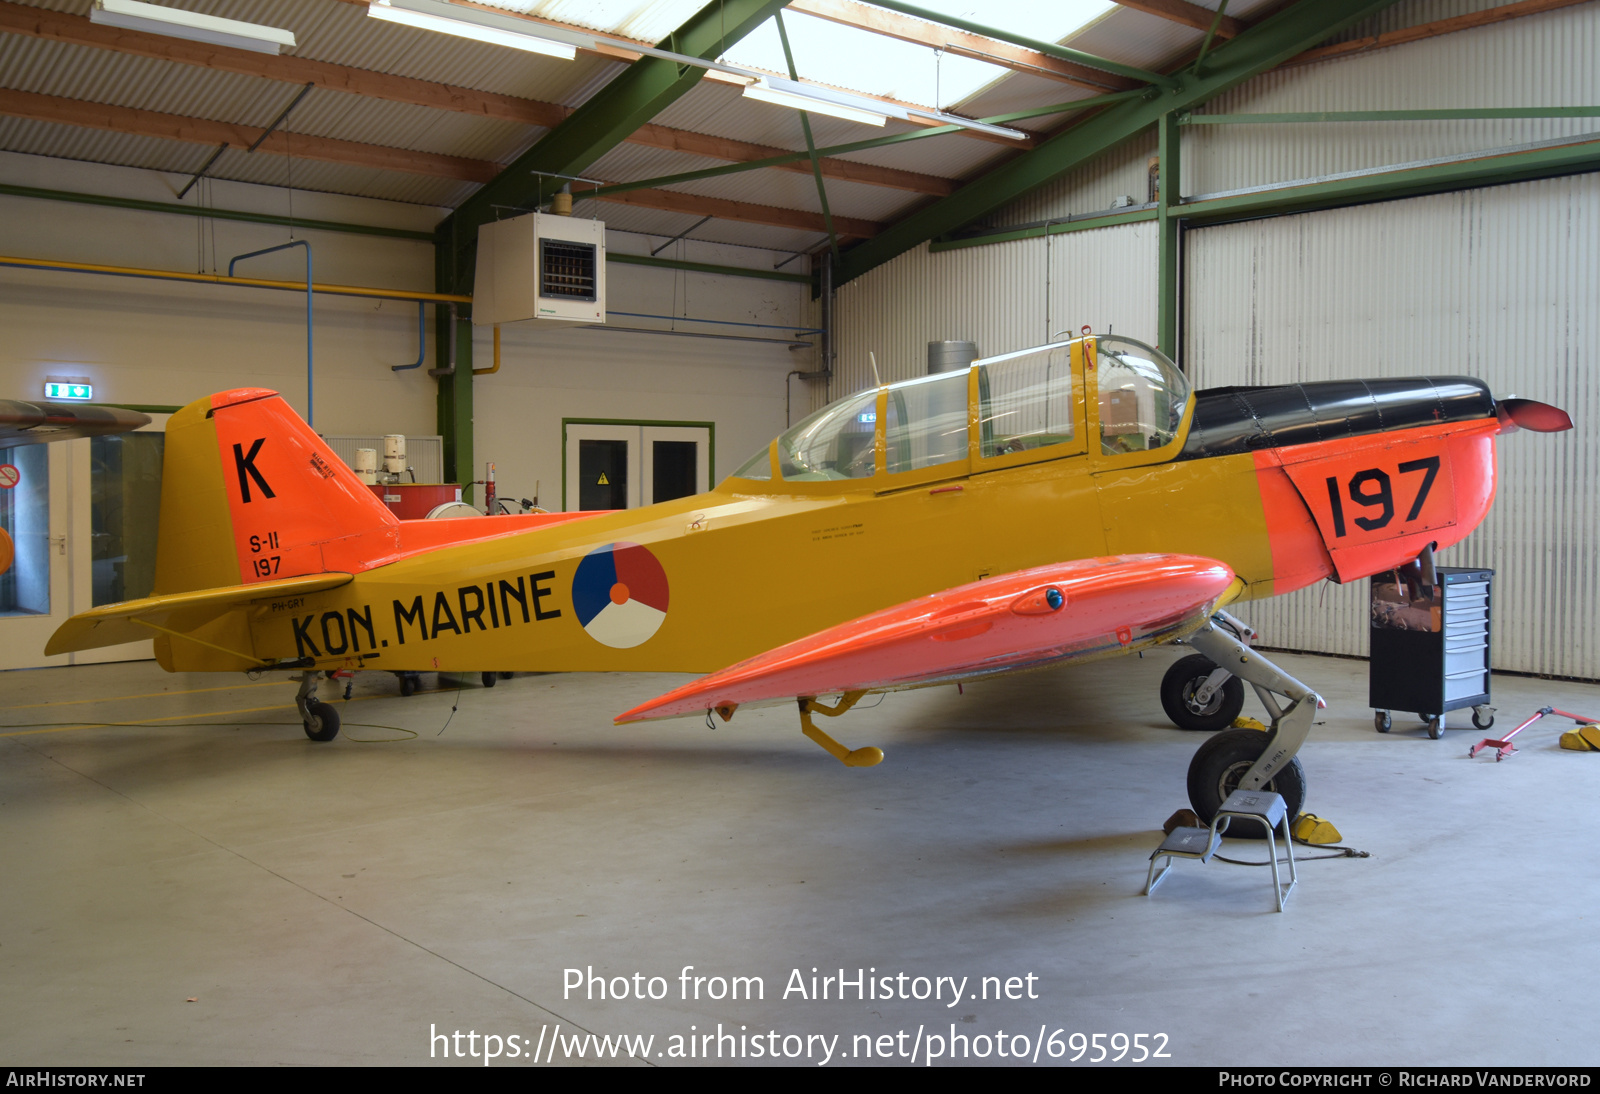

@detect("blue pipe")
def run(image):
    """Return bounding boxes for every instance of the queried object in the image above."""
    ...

[229,240,313,425]
[391,300,427,371]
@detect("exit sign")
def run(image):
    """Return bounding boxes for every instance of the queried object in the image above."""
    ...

[44,382,93,401]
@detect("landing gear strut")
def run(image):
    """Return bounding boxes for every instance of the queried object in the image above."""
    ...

[295,671,341,742]
[1182,619,1323,831]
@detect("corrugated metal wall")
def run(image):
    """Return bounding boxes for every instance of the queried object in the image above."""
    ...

[1186,174,1599,677]
[831,223,1159,400]
[1188,1,1600,197]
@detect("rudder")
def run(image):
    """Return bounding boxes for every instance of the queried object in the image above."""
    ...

[154,388,398,595]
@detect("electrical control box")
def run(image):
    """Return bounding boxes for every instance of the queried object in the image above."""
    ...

[472,211,605,327]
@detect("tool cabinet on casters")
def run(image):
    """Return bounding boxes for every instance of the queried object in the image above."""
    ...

[1370,567,1494,739]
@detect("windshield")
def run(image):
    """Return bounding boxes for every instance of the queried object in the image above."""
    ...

[1095,336,1190,454]
[776,388,879,480]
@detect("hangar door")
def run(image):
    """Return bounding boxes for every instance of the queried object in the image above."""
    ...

[0,415,168,670]
[563,420,711,512]
[1183,173,1598,678]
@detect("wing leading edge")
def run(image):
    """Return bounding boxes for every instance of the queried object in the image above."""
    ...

[616,554,1238,724]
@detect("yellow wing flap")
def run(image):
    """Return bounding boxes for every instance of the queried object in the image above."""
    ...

[45,573,353,656]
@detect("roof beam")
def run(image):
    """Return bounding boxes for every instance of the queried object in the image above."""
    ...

[1285,0,1595,66]
[1112,0,1246,38]
[835,0,1405,286]
[787,0,1141,91]
[0,87,501,182]
[0,88,874,238]
[438,0,791,292]
[576,186,883,238]
[0,0,957,194]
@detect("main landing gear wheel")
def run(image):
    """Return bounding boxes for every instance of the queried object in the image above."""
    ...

[1161,654,1246,732]
[399,673,419,697]
[1375,711,1392,733]
[481,672,498,688]
[303,701,340,742]
[1186,728,1307,838]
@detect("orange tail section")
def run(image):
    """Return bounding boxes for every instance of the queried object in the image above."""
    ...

[154,388,399,596]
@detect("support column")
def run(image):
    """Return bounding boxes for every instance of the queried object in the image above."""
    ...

[1156,109,1183,364]
[436,312,474,503]
[433,215,473,503]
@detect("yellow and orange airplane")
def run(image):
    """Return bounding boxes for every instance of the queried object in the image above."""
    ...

[43,333,1569,823]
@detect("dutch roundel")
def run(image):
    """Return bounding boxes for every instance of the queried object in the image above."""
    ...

[571,542,670,649]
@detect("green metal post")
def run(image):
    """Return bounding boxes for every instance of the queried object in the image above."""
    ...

[436,307,474,500]
[1157,111,1182,362]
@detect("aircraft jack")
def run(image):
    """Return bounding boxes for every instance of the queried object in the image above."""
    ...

[1184,620,1324,825]
[294,671,341,742]
[798,693,884,768]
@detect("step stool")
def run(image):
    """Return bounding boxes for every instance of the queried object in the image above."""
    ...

[1143,789,1298,912]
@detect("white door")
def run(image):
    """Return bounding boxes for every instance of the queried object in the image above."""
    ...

[564,422,711,512]
[71,414,169,664]
[0,415,168,670]
[0,440,72,670]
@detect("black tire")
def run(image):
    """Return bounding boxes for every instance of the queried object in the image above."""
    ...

[1472,708,1494,731]
[481,672,498,688]
[1186,728,1307,837]
[304,701,340,742]
[1375,711,1392,733]
[1427,717,1444,740]
[1160,654,1246,732]
[399,673,417,697]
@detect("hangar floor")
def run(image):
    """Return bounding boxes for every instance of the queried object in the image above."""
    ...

[1,648,1596,1067]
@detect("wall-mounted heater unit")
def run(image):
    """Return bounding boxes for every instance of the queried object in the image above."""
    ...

[472,212,605,327]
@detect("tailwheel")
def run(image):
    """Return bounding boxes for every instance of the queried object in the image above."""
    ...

[294,672,340,742]
[1187,728,1306,837]
[303,701,340,742]
[481,672,498,688]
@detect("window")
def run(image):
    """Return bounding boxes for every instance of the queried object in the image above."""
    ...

[977,344,1075,458]
[884,371,969,473]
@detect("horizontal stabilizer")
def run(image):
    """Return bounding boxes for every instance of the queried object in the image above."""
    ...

[45,572,352,656]
[617,554,1235,723]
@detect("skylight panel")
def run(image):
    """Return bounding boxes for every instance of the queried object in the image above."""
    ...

[723,1,1117,112]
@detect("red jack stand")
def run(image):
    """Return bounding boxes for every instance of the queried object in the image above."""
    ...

[1469,706,1599,762]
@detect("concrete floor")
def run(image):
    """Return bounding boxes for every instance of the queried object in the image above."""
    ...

[1,649,1597,1067]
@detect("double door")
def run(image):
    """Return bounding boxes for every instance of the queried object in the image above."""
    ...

[563,421,711,512]
[0,417,167,669]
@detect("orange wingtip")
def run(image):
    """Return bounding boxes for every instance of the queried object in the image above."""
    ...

[615,554,1233,723]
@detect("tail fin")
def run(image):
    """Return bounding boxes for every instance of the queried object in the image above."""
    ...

[154,389,398,595]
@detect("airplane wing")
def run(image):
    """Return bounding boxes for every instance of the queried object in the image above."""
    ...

[0,400,150,444]
[616,554,1238,723]
[45,572,352,657]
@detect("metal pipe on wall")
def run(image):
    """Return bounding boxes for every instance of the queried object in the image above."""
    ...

[391,300,428,371]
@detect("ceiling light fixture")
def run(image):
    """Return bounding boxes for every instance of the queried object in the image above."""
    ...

[743,76,896,128]
[90,0,296,55]
[366,0,579,60]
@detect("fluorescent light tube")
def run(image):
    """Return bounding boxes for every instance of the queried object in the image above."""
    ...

[91,0,296,54]
[743,77,901,127]
[367,0,578,60]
